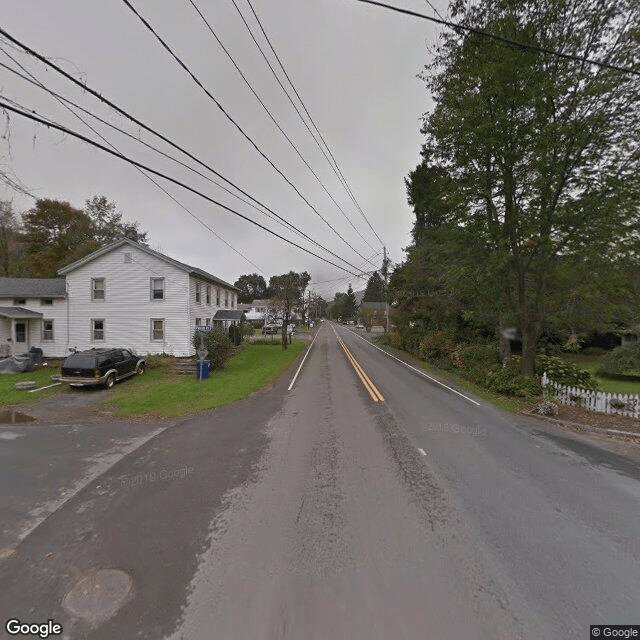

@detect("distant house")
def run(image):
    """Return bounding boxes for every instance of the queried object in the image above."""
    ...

[0,238,240,358]
[359,301,387,329]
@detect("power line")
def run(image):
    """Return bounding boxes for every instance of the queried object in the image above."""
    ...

[121,0,378,268]
[0,52,306,249]
[352,0,640,77]
[0,52,268,275]
[0,28,369,273]
[0,99,369,277]
[187,0,377,255]
[243,0,385,247]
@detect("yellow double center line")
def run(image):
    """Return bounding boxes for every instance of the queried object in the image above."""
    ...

[331,324,384,402]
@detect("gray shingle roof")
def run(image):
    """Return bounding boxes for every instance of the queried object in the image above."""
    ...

[213,310,246,320]
[58,238,239,291]
[0,306,43,319]
[0,277,66,298]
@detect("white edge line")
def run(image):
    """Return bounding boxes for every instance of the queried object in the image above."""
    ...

[418,448,427,456]
[340,325,482,406]
[27,382,62,393]
[288,328,321,391]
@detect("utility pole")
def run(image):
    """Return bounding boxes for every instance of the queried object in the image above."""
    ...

[383,246,390,333]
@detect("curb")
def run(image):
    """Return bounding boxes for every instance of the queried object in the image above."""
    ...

[523,410,640,439]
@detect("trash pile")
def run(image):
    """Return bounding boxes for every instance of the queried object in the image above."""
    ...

[0,347,44,374]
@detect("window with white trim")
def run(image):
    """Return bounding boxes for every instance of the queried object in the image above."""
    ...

[42,319,54,341]
[41,298,53,306]
[92,278,105,300]
[92,319,105,341]
[195,318,202,327]
[13,298,26,305]
[151,277,165,300]
[206,285,211,304]
[124,252,132,263]
[195,282,201,303]
[151,319,164,341]
[216,288,220,306]
[225,291,229,308]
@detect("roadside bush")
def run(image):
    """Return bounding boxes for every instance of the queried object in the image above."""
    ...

[418,329,456,363]
[535,355,599,390]
[193,328,233,370]
[228,324,242,346]
[581,346,607,356]
[537,400,559,416]
[485,367,542,397]
[249,338,283,346]
[597,343,640,378]
[386,331,402,349]
[449,342,499,380]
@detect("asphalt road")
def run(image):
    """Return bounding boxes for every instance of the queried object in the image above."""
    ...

[1,323,639,639]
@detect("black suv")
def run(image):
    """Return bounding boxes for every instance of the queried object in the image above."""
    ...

[60,348,145,389]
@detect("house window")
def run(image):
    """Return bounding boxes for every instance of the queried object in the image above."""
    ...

[42,319,54,341]
[151,319,164,341]
[92,278,105,300]
[92,319,105,341]
[225,291,228,308]
[216,288,220,306]
[232,294,236,309]
[151,278,165,300]
[206,285,211,304]
[13,298,26,306]
[195,318,202,327]
[195,283,201,303]
[41,298,53,306]
[124,252,132,263]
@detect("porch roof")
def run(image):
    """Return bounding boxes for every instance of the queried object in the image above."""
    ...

[213,310,246,321]
[0,306,43,319]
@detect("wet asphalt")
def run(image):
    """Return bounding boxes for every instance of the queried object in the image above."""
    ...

[0,323,639,639]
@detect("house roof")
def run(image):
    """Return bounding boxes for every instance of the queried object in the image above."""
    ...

[213,310,246,320]
[0,277,66,298]
[58,238,239,291]
[0,306,43,319]
[251,299,272,307]
[237,303,252,311]
[360,301,387,311]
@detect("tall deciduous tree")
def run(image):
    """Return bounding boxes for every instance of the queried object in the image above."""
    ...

[234,273,268,304]
[419,0,640,374]
[0,200,24,276]
[269,271,310,348]
[22,199,95,277]
[84,196,147,245]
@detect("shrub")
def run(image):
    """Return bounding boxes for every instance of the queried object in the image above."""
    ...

[537,400,559,416]
[418,329,456,362]
[535,355,599,390]
[448,342,500,383]
[228,324,242,346]
[485,367,542,397]
[581,346,607,356]
[597,343,640,378]
[193,328,233,370]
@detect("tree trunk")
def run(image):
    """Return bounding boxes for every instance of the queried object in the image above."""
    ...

[281,312,289,350]
[521,317,543,376]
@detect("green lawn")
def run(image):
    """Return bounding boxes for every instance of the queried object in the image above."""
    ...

[106,340,306,418]
[0,367,65,406]
[562,354,640,394]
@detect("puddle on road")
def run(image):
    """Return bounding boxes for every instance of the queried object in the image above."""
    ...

[0,410,36,424]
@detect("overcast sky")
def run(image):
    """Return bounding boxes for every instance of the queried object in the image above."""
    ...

[1,0,447,297]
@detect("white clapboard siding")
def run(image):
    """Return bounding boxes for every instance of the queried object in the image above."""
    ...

[66,244,192,356]
[0,296,69,358]
[542,372,640,419]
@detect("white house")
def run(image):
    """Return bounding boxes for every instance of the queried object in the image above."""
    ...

[0,278,67,358]
[0,238,240,358]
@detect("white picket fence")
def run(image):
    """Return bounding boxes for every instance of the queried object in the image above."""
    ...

[541,372,640,419]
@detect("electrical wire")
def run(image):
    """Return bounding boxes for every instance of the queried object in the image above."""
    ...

[187,0,377,255]
[242,0,385,247]
[0,99,370,277]
[121,0,378,268]
[352,0,640,77]
[0,27,369,273]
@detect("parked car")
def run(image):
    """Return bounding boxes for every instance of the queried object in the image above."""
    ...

[59,348,145,389]
[262,324,279,335]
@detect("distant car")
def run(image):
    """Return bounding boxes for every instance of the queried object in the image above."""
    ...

[59,348,145,389]
[355,323,365,329]
[262,324,279,335]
